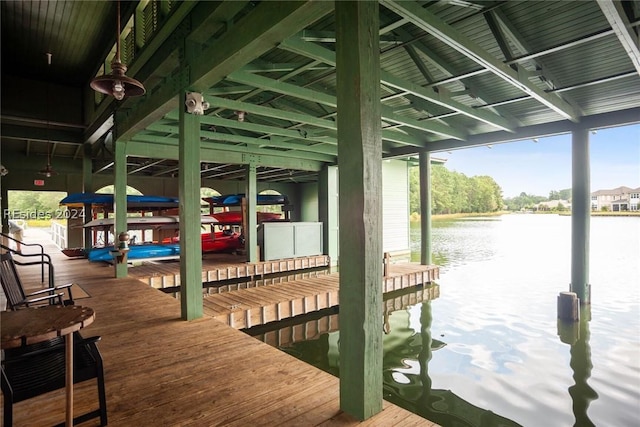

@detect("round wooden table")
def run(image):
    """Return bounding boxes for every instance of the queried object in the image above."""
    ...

[1,305,95,426]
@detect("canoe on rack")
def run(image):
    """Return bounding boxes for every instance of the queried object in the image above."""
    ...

[210,211,282,225]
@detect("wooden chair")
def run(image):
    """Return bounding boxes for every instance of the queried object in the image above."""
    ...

[0,250,107,426]
[2,335,108,426]
[0,251,74,310]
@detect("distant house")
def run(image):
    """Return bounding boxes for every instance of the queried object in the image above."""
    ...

[536,199,571,211]
[591,186,640,211]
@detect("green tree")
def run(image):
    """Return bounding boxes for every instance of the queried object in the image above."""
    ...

[504,192,546,211]
[559,188,572,201]
[8,190,67,219]
[409,165,503,215]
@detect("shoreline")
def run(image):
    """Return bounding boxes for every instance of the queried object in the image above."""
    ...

[410,210,640,222]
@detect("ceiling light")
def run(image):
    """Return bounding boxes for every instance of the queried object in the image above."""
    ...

[90,0,145,100]
[39,54,57,178]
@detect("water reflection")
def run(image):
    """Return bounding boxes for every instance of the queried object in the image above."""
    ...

[249,216,640,426]
[249,284,521,426]
[384,300,520,427]
[558,306,598,427]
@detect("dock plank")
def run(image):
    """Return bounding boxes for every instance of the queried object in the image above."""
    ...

[3,229,438,426]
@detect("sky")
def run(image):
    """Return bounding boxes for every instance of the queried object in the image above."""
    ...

[433,123,640,198]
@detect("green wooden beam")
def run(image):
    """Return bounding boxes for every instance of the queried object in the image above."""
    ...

[336,1,383,420]
[82,143,94,253]
[227,69,336,106]
[165,110,338,146]
[114,138,128,278]
[1,124,83,145]
[179,91,204,320]
[120,1,333,141]
[419,152,432,265]
[205,95,337,130]
[245,164,258,263]
[126,139,325,172]
[381,0,579,122]
[228,67,466,140]
[204,94,425,147]
[190,1,334,92]
[243,61,332,73]
[570,126,591,304]
[145,123,335,162]
[280,35,508,134]
[380,70,512,132]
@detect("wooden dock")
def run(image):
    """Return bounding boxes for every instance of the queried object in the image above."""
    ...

[252,284,441,348]
[202,263,439,329]
[128,253,331,289]
[2,229,440,426]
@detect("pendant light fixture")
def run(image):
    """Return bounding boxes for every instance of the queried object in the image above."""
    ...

[39,53,57,178]
[90,0,145,100]
[39,143,57,178]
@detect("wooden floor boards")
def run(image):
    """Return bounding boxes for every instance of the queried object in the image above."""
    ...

[1,230,438,426]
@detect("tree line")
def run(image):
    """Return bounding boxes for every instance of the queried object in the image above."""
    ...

[409,165,572,215]
[503,188,571,211]
[6,169,569,222]
[409,165,504,215]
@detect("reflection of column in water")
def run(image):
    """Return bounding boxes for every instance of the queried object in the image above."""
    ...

[568,306,598,427]
[417,301,433,410]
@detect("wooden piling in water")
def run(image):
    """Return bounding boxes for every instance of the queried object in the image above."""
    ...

[557,291,580,321]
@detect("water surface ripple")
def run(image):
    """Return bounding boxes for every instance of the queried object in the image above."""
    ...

[273,215,640,426]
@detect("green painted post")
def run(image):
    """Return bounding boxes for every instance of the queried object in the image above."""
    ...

[571,126,591,304]
[336,1,383,420]
[179,91,203,320]
[1,186,8,237]
[319,165,339,267]
[419,152,432,265]
[114,138,128,278]
[245,163,258,263]
[82,143,93,253]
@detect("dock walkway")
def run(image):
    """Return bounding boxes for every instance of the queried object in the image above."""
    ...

[1,228,438,426]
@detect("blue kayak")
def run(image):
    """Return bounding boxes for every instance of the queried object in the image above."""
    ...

[87,244,181,262]
[60,193,179,209]
[202,193,288,206]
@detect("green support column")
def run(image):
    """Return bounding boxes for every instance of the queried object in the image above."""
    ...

[245,163,258,263]
[1,185,8,241]
[319,165,339,267]
[571,126,591,304]
[114,138,128,278]
[336,1,383,420]
[419,152,432,265]
[179,90,203,320]
[82,143,94,253]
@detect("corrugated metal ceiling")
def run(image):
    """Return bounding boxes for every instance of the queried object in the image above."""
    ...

[1,0,639,182]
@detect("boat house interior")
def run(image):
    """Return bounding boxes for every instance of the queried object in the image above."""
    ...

[1,0,639,423]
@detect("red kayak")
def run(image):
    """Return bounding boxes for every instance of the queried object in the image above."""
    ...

[162,230,243,253]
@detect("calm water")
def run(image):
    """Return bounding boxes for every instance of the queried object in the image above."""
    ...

[251,215,640,426]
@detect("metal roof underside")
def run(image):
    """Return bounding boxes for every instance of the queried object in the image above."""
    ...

[1,0,639,183]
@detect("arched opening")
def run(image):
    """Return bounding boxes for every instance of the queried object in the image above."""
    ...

[93,185,144,245]
[258,189,283,216]
[95,185,143,195]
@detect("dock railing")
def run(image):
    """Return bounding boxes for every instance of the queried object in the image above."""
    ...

[50,221,67,250]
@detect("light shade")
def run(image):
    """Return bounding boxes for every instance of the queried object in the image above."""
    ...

[90,60,145,100]
[90,0,145,100]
